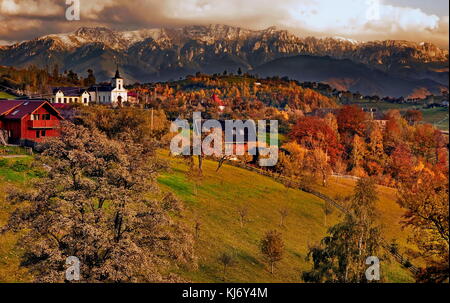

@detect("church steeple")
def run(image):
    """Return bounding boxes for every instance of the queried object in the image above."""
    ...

[112,64,124,90]
[114,64,122,79]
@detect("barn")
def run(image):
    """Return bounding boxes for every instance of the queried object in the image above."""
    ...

[0,100,64,147]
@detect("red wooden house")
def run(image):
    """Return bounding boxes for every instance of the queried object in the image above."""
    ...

[0,100,64,146]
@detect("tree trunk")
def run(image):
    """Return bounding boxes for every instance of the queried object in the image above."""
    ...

[322,172,327,187]
[198,155,203,174]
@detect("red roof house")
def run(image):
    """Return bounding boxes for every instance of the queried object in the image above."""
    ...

[212,94,225,111]
[0,100,64,146]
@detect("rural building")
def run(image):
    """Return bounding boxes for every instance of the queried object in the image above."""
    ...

[88,68,128,106]
[0,100,64,146]
[50,67,128,107]
[51,87,91,105]
[212,94,225,111]
[127,91,139,104]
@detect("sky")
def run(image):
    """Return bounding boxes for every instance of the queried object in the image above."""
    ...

[0,0,448,47]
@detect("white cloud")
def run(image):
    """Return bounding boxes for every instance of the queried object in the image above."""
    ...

[0,0,448,47]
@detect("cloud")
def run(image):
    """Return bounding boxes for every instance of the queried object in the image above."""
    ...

[0,0,448,47]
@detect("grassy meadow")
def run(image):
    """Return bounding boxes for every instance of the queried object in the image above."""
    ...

[348,99,449,131]
[0,156,35,282]
[157,152,415,283]
[0,151,415,283]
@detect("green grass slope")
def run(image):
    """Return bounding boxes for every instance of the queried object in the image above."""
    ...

[0,153,415,283]
[158,153,415,283]
[0,157,35,282]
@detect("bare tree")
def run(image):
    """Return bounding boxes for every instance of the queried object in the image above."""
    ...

[216,155,229,172]
[218,252,236,281]
[323,202,333,227]
[238,207,249,228]
[194,220,202,239]
[278,208,289,228]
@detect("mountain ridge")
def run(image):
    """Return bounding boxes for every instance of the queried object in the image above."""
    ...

[0,25,448,97]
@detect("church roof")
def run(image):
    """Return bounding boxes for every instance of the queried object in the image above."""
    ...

[53,87,88,96]
[88,84,114,92]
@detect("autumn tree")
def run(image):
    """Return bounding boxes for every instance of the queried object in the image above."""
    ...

[75,106,170,144]
[290,116,342,165]
[303,178,383,283]
[276,142,307,178]
[389,144,415,184]
[397,168,449,283]
[350,135,366,171]
[403,110,423,126]
[365,126,386,176]
[2,122,195,282]
[260,230,284,274]
[337,105,367,137]
[412,124,444,163]
[307,148,332,187]
[383,110,409,155]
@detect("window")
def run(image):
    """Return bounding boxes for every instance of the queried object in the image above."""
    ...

[41,130,46,137]
[84,98,88,103]
[58,98,62,103]
[69,98,73,103]
[36,130,40,138]
[32,114,40,120]
[64,98,67,103]
[42,114,51,120]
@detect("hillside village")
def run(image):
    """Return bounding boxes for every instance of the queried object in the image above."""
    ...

[0,0,449,291]
[0,66,448,284]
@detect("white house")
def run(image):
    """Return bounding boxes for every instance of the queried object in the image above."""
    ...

[51,87,91,105]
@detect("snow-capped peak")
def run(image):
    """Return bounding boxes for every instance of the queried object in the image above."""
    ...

[333,36,360,45]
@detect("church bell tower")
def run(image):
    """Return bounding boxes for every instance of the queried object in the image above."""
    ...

[112,66,124,90]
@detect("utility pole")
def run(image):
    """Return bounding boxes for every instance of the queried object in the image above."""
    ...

[151,108,154,131]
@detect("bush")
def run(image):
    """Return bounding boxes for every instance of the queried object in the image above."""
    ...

[0,158,7,167]
[10,160,29,172]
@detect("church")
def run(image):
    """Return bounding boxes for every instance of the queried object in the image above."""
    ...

[88,68,128,106]
[51,67,128,106]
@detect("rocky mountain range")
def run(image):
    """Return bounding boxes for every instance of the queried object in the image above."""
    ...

[0,25,448,97]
